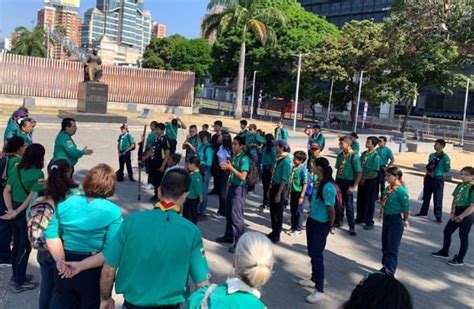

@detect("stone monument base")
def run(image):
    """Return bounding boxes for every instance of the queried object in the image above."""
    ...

[58,110,127,124]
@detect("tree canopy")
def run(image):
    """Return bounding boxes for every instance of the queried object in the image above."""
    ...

[10,26,47,57]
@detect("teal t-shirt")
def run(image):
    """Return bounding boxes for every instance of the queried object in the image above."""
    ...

[274,127,289,141]
[428,152,451,177]
[165,122,181,141]
[188,170,203,199]
[246,133,258,156]
[197,143,214,168]
[3,120,19,142]
[308,133,326,151]
[230,152,250,186]
[273,155,292,185]
[146,131,157,150]
[360,150,380,179]
[15,130,32,145]
[185,136,200,160]
[382,185,411,215]
[118,133,135,152]
[52,131,84,167]
[351,141,360,153]
[262,146,277,166]
[310,182,336,222]
[377,146,394,167]
[335,151,362,181]
[45,195,123,253]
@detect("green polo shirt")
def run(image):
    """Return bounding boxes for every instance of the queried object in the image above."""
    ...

[377,146,394,167]
[7,167,44,204]
[118,133,135,152]
[360,150,380,179]
[335,151,362,181]
[428,152,451,177]
[308,133,325,151]
[262,146,277,166]
[246,133,258,156]
[187,283,265,309]
[351,141,360,153]
[197,143,214,168]
[15,130,32,145]
[146,131,157,150]
[3,120,19,142]
[188,171,203,199]
[452,182,474,208]
[165,122,181,141]
[273,155,291,185]
[310,182,336,223]
[290,165,308,193]
[274,127,289,141]
[382,185,411,215]
[52,131,84,167]
[6,155,21,179]
[103,209,211,307]
[230,152,250,186]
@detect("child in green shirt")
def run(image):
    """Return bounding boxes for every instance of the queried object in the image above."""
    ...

[183,156,203,225]
[287,151,308,236]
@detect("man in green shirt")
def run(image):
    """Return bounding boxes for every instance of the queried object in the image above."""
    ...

[100,169,211,308]
[197,131,214,219]
[376,136,395,200]
[165,116,186,154]
[52,118,93,173]
[142,121,158,190]
[305,124,326,151]
[416,139,451,223]
[356,136,381,230]
[14,118,34,145]
[116,124,136,182]
[274,120,289,141]
[183,125,199,161]
[216,136,250,253]
[238,119,249,138]
[350,132,360,153]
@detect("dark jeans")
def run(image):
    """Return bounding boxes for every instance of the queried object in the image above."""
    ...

[420,176,444,220]
[306,217,329,293]
[183,198,199,225]
[38,250,60,309]
[217,171,229,216]
[10,208,31,285]
[261,165,272,207]
[376,167,387,200]
[356,177,378,226]
[441,208,473,261]
[224,184,246,243]
[211,154,221,193]
[269,183,285,239]
[290,191,304,231]
[169,139,177,155]
[0,192,12,261]
[118,151,133,180]
[381,214,404,277]
[150,162,165,197]
[199,167,212,214]
[55,251,101,309]
[335,178,355,230]
[123,301,180,309]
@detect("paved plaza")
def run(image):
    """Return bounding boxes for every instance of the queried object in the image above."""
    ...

[0,118,473,309]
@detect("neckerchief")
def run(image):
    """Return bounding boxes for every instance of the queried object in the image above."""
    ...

[381,180,402,212]
[362,149,375,169]
[337,149,354,177]
[226,277,261,299]
[154,201,180,212]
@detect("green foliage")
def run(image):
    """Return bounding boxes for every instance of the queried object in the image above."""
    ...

[10,26,47,57]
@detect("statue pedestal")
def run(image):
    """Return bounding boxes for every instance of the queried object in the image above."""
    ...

[77,82,108,113]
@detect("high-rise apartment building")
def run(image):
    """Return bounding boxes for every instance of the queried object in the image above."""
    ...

[152,22,166,39]
[0,38,12,52]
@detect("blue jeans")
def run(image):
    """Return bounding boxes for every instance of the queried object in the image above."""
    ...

[381,214,404,276]
[420,176,444,220]
[38,250,60,309]
[306,217,329,292]
[199,167,212,214]
[224,184,246,243]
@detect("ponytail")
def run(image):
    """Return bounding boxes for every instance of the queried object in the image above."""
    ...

[45,159,79,203]
[314,157,335,201]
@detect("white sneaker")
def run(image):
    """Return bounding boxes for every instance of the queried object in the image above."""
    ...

[141,183,153,190]
[305,290,326,303]
[298,279,315,288]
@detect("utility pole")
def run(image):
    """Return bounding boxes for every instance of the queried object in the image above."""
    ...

[293,54,303,133]
[353,71,364,133]
[460,78,470,146]
[250,70,259,120]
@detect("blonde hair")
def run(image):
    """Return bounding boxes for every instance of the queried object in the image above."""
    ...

[234,232,274,288]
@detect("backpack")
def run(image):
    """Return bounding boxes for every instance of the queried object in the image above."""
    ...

[202,144,213,166]
[246,158,260,187]
[27,201,55,250]
[0,155,8,188]
[334,183,344,211]
[299,167,314,199]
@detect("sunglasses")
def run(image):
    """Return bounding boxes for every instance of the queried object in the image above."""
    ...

[311,147,320,150]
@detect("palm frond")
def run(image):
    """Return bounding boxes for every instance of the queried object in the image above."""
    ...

[248,19,268,44]
[234,5,250,27]
[201,11,232,39]
[255,7,286,27]
[207,0,235,11]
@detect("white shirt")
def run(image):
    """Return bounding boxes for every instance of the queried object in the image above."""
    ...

[217,145,231,165]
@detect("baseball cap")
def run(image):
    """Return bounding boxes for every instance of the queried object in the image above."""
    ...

[13,110,27,118]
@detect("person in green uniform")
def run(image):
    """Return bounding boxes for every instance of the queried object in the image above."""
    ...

[183,125,199,161]
[142,121,158,190]
[2,143,45,293]
[416,139,451,223]
[238,119,249,137]
[377,166,410,276]
[274,120,289,141]
[335,136,362,236]
[268,139,292,243]
[356,136,380,230]
[305,125,326,151]
[216,136,250,253]
[3,109,27,143]
[117,123,136,182]
[350,132,360,153]
[14,118,34,145]
[376,136,395,200]
[259,134,277,212]
[165,116,186,154]
[431,166,474,266]
[52,118,93,173]
[287,151,308,236]
[187,232,274,309]
[98,169,210,308]
[245,124,259,192]
[183,157,203,225]
[197,131,214,219]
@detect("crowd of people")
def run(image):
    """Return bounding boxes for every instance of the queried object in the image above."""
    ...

[0,105,472,308]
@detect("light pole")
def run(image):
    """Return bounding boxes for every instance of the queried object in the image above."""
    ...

[460,78,471,147]
[327,78,334,121]
[293,54,303,133]
[353,71,365,133]
[250,70,259,120]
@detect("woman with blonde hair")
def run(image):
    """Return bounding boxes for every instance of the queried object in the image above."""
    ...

[187,232,274,308]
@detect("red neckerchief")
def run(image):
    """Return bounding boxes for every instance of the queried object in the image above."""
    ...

[154,201,180,213]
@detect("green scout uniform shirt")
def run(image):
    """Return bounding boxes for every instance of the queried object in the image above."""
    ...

[118,133,135,152]
[165,122,181,141]
[310,182,336,222]
[103,209,211,307]
[197,143,214,168]
[351,141,360,153]
[6,155,21,179]
[360,150,380,179]
[308,133,326,151]
[335,151,362,181]
[246,133,258,157]
[239,128,249,138]
[290,165,308,193]
[377,146,394,167]
[273,155,292,185]
[382,185,411,215]
[14,130,32,145]
[452,182,474,208]
[274,127,289,141]
[428,152,451,177]
[255,134,265,145]
[7,167,44,204]
[146,131,157,151]
[261,146,277,166]
[53,131,84,167]
[186,136,200,160]
[188,170,203,199]
[4,120,19,142]
[230,152,250,186]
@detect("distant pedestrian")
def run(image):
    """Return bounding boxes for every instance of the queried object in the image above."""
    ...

[213,131,232,219]
[246,124,259,192]
[184,156,203,225]
[197,130,213,219]
[3,109,27,143]
[210,120,224,195]
[142,121,158,190]
[305,125,325,152]
[183,125,199,161]
[307,142,322,172]
[376,136,395,200]
[350,132,360,153]
[15,118,34,145]
[431,166,473,266]
[116,123,136,182]
[259,134,277,212]
[238,119,248,137]
[165,116,186,155]
[202,123,209,132]
[287,151,308,236]
[274,120,289,141]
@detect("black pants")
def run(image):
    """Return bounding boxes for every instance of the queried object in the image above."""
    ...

[441,208,473,261]
[55,251,101,309]
[149,162,165,195]
[183,198,199,225]
[38,250,60,309]
[10,208,31,285]
[0,191,12,261]
[290,191,304,231]
[217,171,229,216]
[381,214,404,277]
[169,139,177,155]
[306,217,329,293]
[224,184,246,243]
[124,301,180,309]
[356,177,378,226]
[211,154,221,193]
[118,151,133,180]
[335,178,355,230]
[269,183,285,240]
[261,165,272,207]
[376,167,387,200]
[420,176,444,220]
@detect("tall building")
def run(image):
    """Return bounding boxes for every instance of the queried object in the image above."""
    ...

[298,0,395,27]
[0,38,12,52]
[152,22,166,39]
[37,4,81,60]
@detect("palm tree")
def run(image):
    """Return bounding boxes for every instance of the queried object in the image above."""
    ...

[201,0,285,119]
[10,26,47,57]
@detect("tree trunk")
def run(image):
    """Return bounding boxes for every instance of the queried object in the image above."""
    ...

[350,99,356,128]
[234,41,246,119]
[400,98,413,134]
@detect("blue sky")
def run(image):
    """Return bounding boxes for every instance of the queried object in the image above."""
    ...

[0,0,209,39]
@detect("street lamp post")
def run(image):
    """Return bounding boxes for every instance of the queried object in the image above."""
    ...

[293,54,303,133]
[353,71,365,133]
[250,70,259,120]
[460,78,470,147]
[327,78,334,121]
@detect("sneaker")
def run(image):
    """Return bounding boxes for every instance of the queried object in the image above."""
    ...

[142,183,154,190]
[12,281,39,293]
[258,205,266,213]
[228,245,236,254]
[288,230,302,236]
[414,213,427,217]
[269,236,280,244]
[349,229,357,236]
[298,279,315,288]
[215,236,234,244]
[212,212,225,219]
[431,250,449,259]
[363,225,374,230]
[447,255,464,266]
[10,274,34,286]
[305,290,326,303]
[285,229,295,235]
[436,218,443,224]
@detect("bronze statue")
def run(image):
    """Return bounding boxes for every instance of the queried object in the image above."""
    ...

[83,48,103,82]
